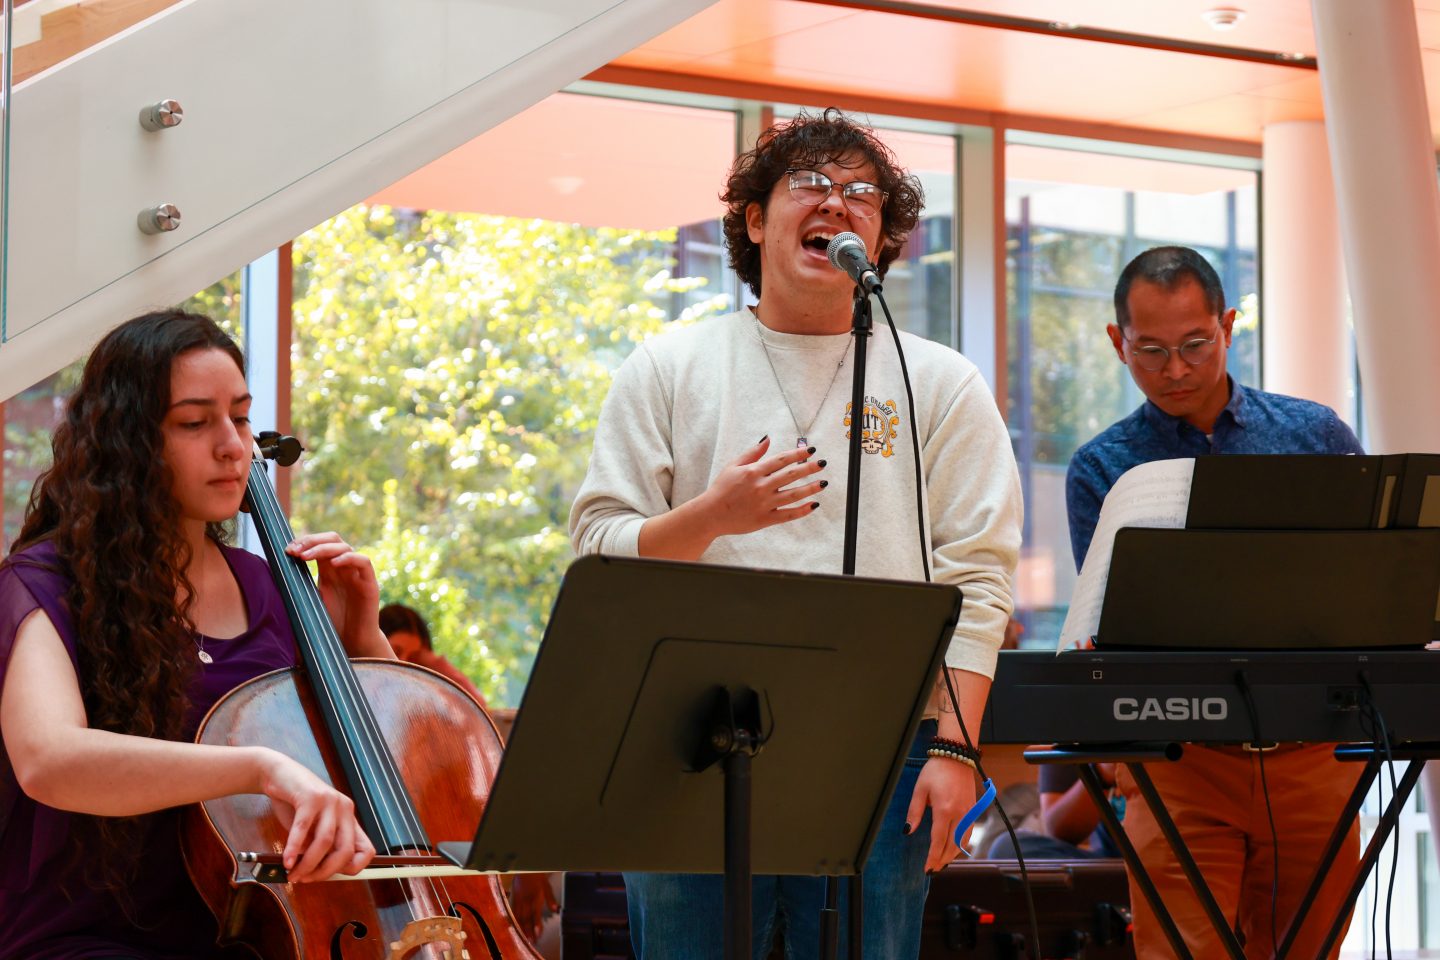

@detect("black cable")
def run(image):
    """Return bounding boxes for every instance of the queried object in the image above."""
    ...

[1358,702,1381,960]
[873,290,930,584]
[1235,670,1280,958]
[945,668,1043,960]
[1359,672,1397,960]
[873,289,1042,960]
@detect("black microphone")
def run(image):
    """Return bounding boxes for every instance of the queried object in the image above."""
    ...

[826,232,881,293]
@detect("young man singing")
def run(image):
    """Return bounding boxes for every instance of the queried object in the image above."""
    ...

[570,108,1022,958]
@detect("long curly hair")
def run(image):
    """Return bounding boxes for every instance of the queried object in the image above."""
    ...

[721,107,924,298]
[12,309,245,892]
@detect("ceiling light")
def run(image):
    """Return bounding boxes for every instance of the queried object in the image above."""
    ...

[1202,7,1246,31]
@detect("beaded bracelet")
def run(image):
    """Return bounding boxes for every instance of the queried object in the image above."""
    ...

[926,745,977,770]
[929,736,982,762]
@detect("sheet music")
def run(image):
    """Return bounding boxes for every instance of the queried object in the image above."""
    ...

[1058,458,1195,650]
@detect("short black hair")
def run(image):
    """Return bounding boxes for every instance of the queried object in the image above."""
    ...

[1113,246,1226,328]
[721,108,924,298]
[379,603,434,651]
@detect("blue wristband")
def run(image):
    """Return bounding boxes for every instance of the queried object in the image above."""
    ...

[954,777,997,846]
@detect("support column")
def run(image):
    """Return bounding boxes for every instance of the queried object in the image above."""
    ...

[958,125,999,395]
[1260,121,1351,423]
[1311,0,1440,454]
[1312,0,1440,880]
[240,248,283,558]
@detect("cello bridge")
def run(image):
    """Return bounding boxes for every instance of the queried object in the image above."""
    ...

[388,915,467,959]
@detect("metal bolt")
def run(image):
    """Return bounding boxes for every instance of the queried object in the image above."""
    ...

[139,100,183,131]
[138,204,182,235]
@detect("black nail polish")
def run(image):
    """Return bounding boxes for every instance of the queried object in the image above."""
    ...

[902,821,913,836]
[758,435,768,445]
[820,480,829,489]
[806,446,816,455]
[810,502,820,510]
[818,459,828,468]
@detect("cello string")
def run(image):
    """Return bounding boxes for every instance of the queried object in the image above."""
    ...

[248,457,457,918]
[246,460,434,917]
[248,460,397,835]
[248,462,444,923]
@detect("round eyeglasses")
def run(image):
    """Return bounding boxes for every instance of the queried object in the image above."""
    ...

[786,168,887,219]
[1124,327,1223,372]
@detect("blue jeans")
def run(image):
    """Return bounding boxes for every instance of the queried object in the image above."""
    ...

[625,721,935,959]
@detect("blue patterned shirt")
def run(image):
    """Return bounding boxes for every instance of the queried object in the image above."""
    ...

[1065,378,1364,569]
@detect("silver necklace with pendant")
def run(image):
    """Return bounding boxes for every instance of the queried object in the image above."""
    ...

[753,312,851,449]
[194,542,214,664]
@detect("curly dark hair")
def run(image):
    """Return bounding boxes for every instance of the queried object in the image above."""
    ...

[721,107,924,298]
[12,309,244,894]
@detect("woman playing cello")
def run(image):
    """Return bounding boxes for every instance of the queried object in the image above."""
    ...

[0,310,386,958]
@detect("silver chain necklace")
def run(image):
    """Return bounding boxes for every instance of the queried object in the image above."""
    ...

[753,312,851,449]
[193,541,218,664]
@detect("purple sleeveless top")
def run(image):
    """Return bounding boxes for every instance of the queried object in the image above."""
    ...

[0,539,297,960]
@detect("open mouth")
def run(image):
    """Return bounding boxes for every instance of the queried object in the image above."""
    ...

[801,229,835,253]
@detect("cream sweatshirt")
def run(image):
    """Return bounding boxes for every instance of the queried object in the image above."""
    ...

[570,309,1022,679]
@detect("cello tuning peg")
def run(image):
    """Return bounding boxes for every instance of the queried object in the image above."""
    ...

[257,431,305,467]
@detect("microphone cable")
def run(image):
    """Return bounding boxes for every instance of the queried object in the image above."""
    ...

[1359,699,1382,960]
[873,286,1043,960]
[1235,670,1281,957]
[1359,671,1397,960]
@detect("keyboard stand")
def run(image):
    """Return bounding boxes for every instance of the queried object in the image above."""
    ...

[1025,741,1440,960]
[1299,743,1440,957]
[1026,744,1211,960]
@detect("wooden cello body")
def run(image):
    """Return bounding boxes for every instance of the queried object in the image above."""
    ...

[183,437,543,959]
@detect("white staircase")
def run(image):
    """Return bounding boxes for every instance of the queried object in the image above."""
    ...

[0,0,715,398]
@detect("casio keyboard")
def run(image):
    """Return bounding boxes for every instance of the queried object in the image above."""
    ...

[982,648,1440,745]
[983,648,1440,960]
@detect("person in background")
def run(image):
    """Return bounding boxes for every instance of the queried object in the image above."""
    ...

[378,602,486,708]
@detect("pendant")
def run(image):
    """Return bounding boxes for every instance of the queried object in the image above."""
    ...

[198,649,213,665]
[796,436,808,449]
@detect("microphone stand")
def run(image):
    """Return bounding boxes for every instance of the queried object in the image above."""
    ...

[819,283,874,960]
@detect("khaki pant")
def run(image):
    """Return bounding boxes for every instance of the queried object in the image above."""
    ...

[1117,744,1361,959]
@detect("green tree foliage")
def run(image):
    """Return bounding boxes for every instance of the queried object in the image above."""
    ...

[289,205,720,704]
[186,271,245,341]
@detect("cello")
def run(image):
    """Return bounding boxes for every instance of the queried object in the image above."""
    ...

[183,434,543,959]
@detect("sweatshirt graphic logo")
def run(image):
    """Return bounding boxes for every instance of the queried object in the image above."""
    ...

[844,397,900,458]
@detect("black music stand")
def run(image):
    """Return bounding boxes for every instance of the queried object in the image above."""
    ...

[438,555,963,960]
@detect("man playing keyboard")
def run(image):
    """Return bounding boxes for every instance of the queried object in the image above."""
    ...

[1066,245,1363,958]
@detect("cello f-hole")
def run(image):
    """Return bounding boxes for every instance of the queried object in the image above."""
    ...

[328,920,367,960]
[450,900,504,960]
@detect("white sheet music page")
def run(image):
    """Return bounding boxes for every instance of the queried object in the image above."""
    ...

[1057,458,1196,651]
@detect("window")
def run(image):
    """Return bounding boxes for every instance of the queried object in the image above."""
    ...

[286,94,739,705]
[1005,141,1259,648]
